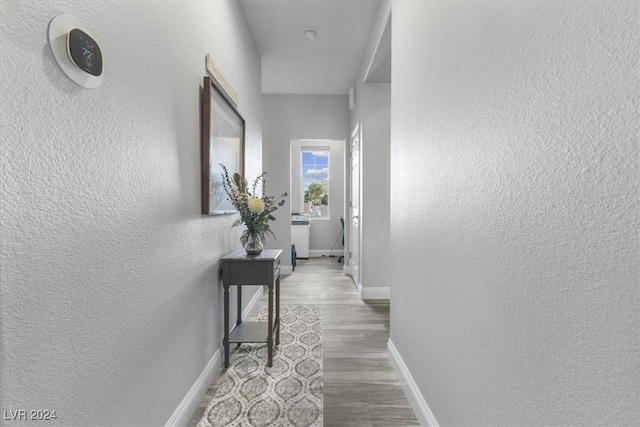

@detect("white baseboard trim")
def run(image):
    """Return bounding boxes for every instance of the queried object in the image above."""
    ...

[360,286,390,300]
[242,285,264,320]
[309,249,344,258]
[165,346,222,427]
[280,265,293,276]
[343,264,351,276]
[166,285,263,427]
[387,339,440,427]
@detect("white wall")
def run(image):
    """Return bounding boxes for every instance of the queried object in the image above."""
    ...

[262,95,349,265]
[350,0,393,292]
[360,83,391,291]
[0,2,261,425]
[350,0,391,136]
[390,1,639,425]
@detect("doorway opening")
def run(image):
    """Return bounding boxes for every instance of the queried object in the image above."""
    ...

[290,139,345,264]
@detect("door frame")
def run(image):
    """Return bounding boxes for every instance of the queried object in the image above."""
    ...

[348,122,362,289]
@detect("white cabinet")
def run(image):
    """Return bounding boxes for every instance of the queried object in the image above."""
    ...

[291,215,310,259]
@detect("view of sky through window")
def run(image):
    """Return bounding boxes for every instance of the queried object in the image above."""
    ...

[301,149,329,218]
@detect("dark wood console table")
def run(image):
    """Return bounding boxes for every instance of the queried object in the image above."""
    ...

[221,249,282,367]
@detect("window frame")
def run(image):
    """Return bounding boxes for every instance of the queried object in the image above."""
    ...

[300,147,330,220]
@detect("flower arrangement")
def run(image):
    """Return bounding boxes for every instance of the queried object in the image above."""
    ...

[220,164,287,255]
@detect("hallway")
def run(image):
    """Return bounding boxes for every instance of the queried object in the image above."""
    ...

[3,2,638,425]
[188,258,419,426]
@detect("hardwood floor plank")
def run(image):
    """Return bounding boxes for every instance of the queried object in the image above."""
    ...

[323,404,373,427]
[370,406,422,426]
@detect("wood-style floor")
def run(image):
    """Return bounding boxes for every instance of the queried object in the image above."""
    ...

[188,257,419,427]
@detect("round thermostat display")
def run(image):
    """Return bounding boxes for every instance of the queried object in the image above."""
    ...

[67,28,103,76]
[48,15,104,88]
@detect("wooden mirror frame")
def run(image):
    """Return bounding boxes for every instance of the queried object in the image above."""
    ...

[201,75,245,215]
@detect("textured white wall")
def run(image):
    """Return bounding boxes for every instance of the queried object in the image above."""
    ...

[0,1,261,425]
[349,0,393,289]
[262,95,349,263]
[360,83,391,290]
[390,1,639,425]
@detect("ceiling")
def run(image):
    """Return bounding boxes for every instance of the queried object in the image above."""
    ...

[239,0,380,95]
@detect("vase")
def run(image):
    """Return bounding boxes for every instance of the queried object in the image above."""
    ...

[244,235,263,256]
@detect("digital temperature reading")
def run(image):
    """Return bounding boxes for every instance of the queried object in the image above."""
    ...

[66,28,102,76]
[48,15,104,88]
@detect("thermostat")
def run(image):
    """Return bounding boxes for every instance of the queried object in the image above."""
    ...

[66,28,102,76]
[48,15,104,88]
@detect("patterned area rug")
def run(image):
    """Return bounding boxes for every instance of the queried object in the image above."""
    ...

[197,305,323,427]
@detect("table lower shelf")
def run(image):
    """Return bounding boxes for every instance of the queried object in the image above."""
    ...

[229,321,279,344]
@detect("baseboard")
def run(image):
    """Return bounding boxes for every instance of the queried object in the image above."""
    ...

[280,265,293,276]
[309,249,344,258]
[164,346,222,427]
[242,285,264,320]
[387,339,440,427]
[360,286,390,300]
[165,285,263,427]
[343,264,351,275]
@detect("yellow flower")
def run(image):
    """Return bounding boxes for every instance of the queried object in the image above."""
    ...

[248,197,265,213]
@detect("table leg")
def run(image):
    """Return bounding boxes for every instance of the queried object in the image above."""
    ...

[275,275,280,345]
[267,282,273,367]
[223,284,230,368]
[237,285,242,327]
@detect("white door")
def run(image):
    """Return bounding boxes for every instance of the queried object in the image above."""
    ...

[350,125,360,288]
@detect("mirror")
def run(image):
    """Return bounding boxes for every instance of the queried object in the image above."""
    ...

[201,76,245,214]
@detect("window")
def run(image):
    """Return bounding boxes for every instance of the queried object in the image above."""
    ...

[301,148,329,218]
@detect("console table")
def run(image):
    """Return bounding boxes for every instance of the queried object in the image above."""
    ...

[221,249,282,368]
